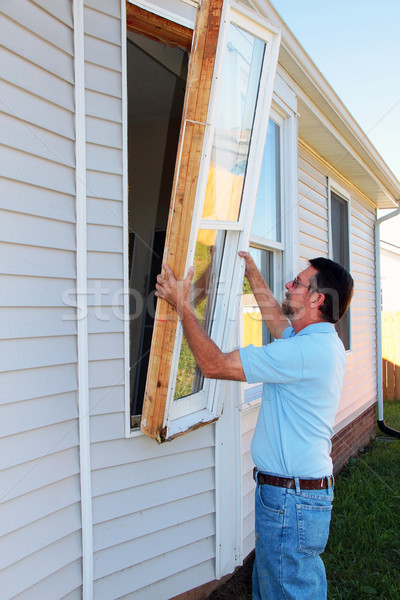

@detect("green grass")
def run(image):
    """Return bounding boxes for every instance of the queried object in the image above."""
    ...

[209,400,400,600]
[324,401,400,599]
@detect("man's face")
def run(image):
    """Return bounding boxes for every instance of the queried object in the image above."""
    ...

[282,266,318,321]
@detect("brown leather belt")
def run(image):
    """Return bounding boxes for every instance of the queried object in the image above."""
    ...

[253,468,333,490]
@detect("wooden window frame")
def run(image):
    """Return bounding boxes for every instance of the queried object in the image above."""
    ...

[126,3,193,51]
[126,0,281,442]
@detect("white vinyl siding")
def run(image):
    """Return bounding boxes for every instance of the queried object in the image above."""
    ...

[241,406,258,559]
[0,2,82,599]
[337,196,376,426]
[82,3,218,597]
[298,152,329,262]
[91,430,217,598]
[298,145,376,431]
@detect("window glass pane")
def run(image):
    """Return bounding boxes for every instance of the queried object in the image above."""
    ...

[201,24,265,222]
[174,229,226,399]
[242,247,273,347]
[251,119,281,242]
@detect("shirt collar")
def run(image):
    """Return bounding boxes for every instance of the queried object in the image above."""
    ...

[295,322,336,336]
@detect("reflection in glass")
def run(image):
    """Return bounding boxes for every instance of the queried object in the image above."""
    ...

[174,230,226,399]
[242,248,273,347]
[202,24,265,222]
[252,120,281,242]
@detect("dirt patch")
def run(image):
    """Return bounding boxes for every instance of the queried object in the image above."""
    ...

[206,552,254,600]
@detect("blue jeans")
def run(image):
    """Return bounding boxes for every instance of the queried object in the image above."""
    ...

[252,477,334,600]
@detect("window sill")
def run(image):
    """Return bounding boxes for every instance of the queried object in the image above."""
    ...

[164,407,218,442]
[128,406,219,441]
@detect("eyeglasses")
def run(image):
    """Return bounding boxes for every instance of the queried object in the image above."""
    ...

[292,276,313,291]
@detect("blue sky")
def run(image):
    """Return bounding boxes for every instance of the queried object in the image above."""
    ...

[270,0,400,181]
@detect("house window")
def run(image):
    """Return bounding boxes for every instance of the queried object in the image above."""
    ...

[251,119,281,243]
[242,118,283,346]
[242,116,285,404]
[127,1,281,441]
[242,247,275,347]
[330,189,351,350]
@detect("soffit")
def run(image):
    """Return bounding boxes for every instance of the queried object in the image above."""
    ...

[279,45,399,209]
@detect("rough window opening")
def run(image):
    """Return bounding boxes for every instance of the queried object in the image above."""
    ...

[127,32,189,424]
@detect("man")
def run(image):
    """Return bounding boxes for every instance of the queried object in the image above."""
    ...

[155,251,354,600]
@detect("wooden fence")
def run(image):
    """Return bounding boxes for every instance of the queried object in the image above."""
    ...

[382,311,400,400]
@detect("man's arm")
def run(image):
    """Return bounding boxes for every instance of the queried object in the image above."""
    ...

[238,251,289,340]
[155,265,246,382]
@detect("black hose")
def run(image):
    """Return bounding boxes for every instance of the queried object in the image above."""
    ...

[377,419,400,439]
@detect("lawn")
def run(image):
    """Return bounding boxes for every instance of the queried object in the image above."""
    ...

[209,400,400,600]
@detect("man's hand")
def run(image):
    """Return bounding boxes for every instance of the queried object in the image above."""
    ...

[238,250,289,339]
[156,263,246,381]
[155,264,195,318]
[238,250,260,281]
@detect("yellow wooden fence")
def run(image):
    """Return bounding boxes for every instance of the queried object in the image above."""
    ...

[382,311,400,400]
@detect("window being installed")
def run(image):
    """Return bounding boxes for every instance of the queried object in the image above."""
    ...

[130,0,281,441]
[330,189,351,350]
[127,32,189,424]
[172,23,266,404]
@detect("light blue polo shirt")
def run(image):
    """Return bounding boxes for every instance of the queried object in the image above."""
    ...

[239,322,347,478]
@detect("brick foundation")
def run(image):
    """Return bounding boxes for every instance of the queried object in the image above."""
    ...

[331,402,377,475]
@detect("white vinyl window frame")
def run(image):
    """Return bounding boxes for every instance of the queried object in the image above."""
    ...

[161,4,282,440]
[327,177,352,353]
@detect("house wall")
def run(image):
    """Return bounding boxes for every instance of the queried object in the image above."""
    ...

[0,1,83,598]
[0,1,219,599]
[0,1,382,599]
[241,404,258,559]
[297,144,377,433]
[84,2,219,599]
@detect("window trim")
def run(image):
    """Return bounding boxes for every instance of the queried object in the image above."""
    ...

[328,178,352,352]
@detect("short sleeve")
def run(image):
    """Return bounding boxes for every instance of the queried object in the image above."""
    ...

[239,338,303,384]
